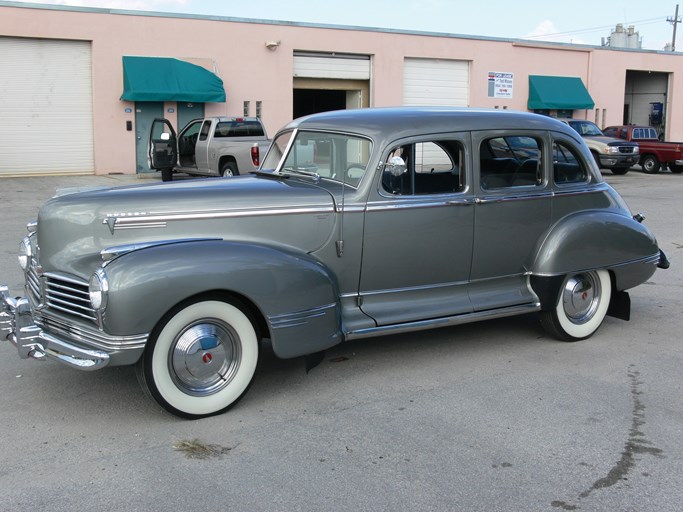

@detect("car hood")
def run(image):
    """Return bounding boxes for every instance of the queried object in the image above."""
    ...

[36,175,338,278]
[586,135,637,146]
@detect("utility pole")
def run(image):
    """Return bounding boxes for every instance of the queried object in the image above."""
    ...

[667,4,681,51]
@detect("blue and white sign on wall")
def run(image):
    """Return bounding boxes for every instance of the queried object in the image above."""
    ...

[488,72,514,99]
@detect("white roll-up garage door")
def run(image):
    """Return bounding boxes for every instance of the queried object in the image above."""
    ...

[0,37,94,175]
[403,58,469,106]
[293,52,371,80]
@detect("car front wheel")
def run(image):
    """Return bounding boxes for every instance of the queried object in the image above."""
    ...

[136,299,259,419]
[611,167,629,175]
[540,270,611,342]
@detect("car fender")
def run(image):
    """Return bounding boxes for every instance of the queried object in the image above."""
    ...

[531,210,659,290]
[101,240,342,358]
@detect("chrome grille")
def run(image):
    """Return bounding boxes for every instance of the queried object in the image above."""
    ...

[44,273,97,322]
[26,263,41,303]
[619,146,635,154]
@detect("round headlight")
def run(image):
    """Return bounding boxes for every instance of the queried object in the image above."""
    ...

[18,237,32,271]
[88,269,109,311]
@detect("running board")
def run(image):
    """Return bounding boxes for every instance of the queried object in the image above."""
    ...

[345,302,541,341]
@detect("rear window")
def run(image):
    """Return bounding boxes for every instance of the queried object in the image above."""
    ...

[632,127,658,140]
[214,120,264,138]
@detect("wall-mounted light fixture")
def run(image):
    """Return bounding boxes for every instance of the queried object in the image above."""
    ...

[265,40,281,51]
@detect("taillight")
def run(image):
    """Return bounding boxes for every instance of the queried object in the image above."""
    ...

[251,144,259,167]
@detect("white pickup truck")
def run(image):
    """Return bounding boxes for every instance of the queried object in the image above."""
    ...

[149,116,271,181]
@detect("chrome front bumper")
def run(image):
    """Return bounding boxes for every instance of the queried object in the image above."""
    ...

[1,285,111,371]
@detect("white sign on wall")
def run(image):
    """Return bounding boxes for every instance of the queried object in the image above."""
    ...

[488,72,514,99]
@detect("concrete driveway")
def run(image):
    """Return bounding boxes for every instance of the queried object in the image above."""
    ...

[1,170,681,511]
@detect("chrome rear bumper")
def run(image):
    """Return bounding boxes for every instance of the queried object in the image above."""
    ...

[1,285,110,370]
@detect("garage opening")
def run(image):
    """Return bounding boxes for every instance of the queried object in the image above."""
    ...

[293,89,345,117]
[624,70,669,136]
[293,52,370,118]
[293,78,367,118]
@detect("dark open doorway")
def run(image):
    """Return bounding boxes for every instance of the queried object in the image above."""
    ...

[293,89,346,119]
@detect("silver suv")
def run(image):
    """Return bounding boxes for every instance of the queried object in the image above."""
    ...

[561,119,638,175]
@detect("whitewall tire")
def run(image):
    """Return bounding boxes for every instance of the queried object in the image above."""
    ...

[540,270,612,342]
[137,300,259,419]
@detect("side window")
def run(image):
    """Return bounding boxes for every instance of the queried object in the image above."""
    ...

[199,120,211,141]
[479,135,542,189]
[382,140,464,195]
[553,141,588,184]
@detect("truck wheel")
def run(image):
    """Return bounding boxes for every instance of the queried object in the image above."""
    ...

[641,155,660,174]
[221,161,239,177]
[539,270,611,342]
[161,168,173,182]
[669,164,683,174]
[611,167,629,175]
[590,151,602,170]
[136,299,259,419]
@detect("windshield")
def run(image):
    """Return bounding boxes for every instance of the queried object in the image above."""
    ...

[568,121,604,137]
[262,129,372,188]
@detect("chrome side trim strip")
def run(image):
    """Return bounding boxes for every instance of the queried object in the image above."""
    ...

[366,198,475,212]
[104,204,336,231]
[475,192,553,204]
[531,253,661,278]
[268,303,337,329]
[345,302,541,341]
[360,279,470,297]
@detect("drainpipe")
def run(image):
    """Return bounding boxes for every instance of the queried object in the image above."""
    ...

[586,49,593,121]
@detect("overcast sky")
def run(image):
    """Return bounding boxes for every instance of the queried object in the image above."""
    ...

[7,0,680,50]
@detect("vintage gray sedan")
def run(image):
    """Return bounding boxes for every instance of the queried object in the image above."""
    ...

[0,107,669,418]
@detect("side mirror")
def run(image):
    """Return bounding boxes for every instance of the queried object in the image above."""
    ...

[160,132,171,141]
[384,156,407,176]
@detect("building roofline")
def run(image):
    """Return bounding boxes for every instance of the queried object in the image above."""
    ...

[0,0,680,56]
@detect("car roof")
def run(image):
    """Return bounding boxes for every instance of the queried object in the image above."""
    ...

[281,107,577,141]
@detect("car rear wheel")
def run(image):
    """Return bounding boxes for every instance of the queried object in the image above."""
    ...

[136,299,259,419]
[221,161,239,177]
[161,167,173,182]
[539,270,611,342]
[611,167,629,175]
[641,155,660,174]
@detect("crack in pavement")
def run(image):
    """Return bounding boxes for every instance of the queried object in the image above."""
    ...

[552,365,665,510]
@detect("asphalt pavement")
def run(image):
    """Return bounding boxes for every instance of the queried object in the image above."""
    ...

[0,169,681,512]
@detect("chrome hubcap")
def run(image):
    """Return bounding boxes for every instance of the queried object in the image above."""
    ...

[169,319,241,396]
[562,272,601,324]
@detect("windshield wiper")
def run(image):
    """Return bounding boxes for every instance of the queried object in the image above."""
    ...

[280,167,321,182]
[251,170,289,180]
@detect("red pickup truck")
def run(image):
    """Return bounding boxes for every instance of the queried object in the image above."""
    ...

[603,125,683,174]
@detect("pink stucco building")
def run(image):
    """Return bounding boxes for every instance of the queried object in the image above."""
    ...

[0,1,680,176]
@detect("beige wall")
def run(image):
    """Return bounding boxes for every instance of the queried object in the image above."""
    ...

[1,4,681,175]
